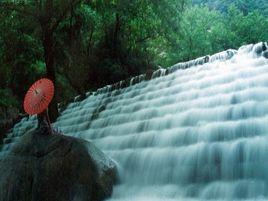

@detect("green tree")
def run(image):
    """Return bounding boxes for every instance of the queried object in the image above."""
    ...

[1,0,83,121]
[175,5,233,61]
[192,0,268,16]
[227,5,268,46]
[0,10,44,107]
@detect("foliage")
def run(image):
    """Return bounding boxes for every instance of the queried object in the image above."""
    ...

[168,4,268,62]
[192,0,268,16]
[175,5,233,61]
[0,11,44,103]
[227,5,268,46]
[0,89,18,108]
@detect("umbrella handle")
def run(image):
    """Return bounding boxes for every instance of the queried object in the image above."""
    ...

[45,109,53,134]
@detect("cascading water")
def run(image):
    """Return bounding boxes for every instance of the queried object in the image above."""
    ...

[2,42,268,201]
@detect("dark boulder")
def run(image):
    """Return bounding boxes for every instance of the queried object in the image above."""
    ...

[0,127,117,201]
[263,50,268,59]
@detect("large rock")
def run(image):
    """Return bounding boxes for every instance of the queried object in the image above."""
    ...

[0,127,117,201]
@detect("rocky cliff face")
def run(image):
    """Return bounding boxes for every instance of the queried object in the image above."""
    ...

[0,126,117,201]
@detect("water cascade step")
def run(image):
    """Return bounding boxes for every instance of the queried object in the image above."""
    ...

[3,42,268,201]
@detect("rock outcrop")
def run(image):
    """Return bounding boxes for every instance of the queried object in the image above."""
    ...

[0,126,117,201]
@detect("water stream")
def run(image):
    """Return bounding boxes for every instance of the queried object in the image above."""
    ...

[3,42,268,200]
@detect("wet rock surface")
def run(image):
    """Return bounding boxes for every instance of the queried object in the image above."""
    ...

[0,127,117,201]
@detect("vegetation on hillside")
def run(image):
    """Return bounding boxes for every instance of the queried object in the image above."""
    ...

[192,0,268,15]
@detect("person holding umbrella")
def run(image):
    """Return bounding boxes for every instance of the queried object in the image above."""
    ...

[23,78,55,134]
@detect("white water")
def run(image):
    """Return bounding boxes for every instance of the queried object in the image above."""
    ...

[4,43,268,200]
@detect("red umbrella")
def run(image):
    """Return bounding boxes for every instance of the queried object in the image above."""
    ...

[23,78,54,115]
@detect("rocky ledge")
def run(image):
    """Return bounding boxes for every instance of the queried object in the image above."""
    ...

[0,126,117,201]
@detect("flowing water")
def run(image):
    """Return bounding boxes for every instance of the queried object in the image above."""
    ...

[3,42,268,200]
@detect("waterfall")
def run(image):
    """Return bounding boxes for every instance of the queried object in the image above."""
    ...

[3,42,268,200]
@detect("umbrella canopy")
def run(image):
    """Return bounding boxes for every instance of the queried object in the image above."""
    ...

[23,78,54,115]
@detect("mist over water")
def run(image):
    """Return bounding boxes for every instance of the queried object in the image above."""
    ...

[5,42,268,200]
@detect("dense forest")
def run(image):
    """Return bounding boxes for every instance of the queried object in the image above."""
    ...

[0,0,267,133]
